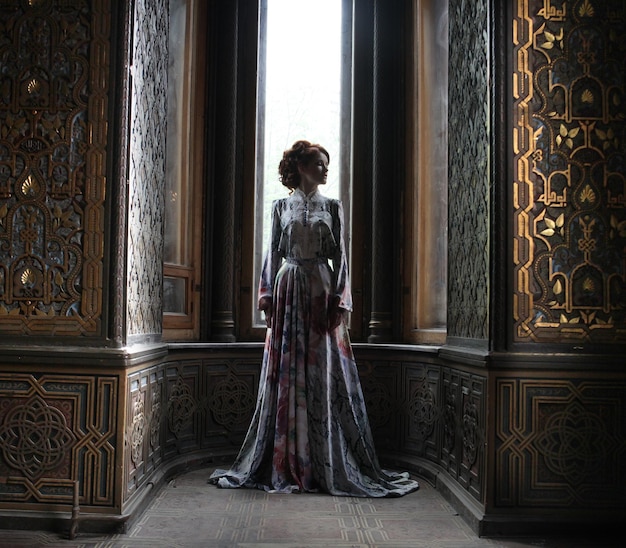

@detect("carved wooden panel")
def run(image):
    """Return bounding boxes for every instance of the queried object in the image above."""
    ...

[513,0,626,342]
[0,0,110,337]
[447,0,490,340]
[403,363,440,461]
[495,376,626,507]
[358,359,400,451]
[0,371,118,508]
[158,357,261,467]
[125,364,164,501]
[439,366,486,502]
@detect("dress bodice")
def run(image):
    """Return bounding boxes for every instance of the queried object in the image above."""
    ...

[276,188,337,260]
[259,187,352,312]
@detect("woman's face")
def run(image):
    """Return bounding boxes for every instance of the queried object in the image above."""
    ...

[298,149,329,188]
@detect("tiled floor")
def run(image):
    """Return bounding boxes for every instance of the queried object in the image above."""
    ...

[0,468,619,547]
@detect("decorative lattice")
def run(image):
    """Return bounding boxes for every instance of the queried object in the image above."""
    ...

[447,0,490,340]
[462,397,480,468]
[150,384,162,450]
[126,0,168,337]
[360,374,394,431]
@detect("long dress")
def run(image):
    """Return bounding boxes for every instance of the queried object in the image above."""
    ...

[209,188,419,497]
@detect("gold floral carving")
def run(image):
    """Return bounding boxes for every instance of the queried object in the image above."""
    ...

[513,0,626,342]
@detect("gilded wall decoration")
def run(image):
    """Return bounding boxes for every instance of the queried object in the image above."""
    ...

[0,372,117,507]
[513,0,626,342]
[496,377,626,507]
[0,0,110,336]
[447,0,490,341]
[126,0,168,337]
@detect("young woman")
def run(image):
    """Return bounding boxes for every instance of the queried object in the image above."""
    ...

[210,140,419,497]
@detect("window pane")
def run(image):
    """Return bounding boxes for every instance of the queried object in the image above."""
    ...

[164,0,188,265]
[254,0,344,325]
[164,276,186,314]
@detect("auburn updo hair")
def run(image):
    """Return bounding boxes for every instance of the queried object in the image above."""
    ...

[278,140,330,190]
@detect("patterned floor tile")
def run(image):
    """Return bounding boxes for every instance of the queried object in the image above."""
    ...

[0,467,620,547]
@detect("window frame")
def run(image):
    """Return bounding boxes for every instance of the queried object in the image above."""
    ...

[402,0,448,344]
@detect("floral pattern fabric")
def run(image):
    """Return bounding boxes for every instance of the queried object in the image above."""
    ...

[209,188,419,497]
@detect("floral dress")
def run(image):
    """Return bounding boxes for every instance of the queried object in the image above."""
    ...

[209,188,419,497]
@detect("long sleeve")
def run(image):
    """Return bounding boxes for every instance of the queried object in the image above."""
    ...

[331,200,353,312]
[258,200,283,304]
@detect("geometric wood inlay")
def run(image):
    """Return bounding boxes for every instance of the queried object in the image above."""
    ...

[0,373,118,507]
[496,377,626,507]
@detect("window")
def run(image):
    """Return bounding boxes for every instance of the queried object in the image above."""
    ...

[240,0,351,338]
[163,0,206,339]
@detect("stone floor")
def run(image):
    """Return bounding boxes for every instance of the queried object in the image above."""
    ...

[0,468,620,547]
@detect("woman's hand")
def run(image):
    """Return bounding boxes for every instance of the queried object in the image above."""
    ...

[259,296,273,328]
[327,296,345,331]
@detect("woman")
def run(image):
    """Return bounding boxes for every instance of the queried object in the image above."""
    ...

[210,140,419,497]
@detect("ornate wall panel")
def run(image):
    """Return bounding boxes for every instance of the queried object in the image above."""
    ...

[0,371,118,509]
[439,366,486,503]
[447,0,490,341]
[123,354,261,501]
[201,360,259,450]
[401,363,440,461]
[0,0,110,337]
[513,1,626,342]
[125,364,164,502]
[158,355,261,464]
[358,360,400,451]
[126,0,168,338]
[495,376,626,507]
[152,350,487,505]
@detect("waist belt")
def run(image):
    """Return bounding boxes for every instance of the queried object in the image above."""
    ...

[286,257,328,266]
